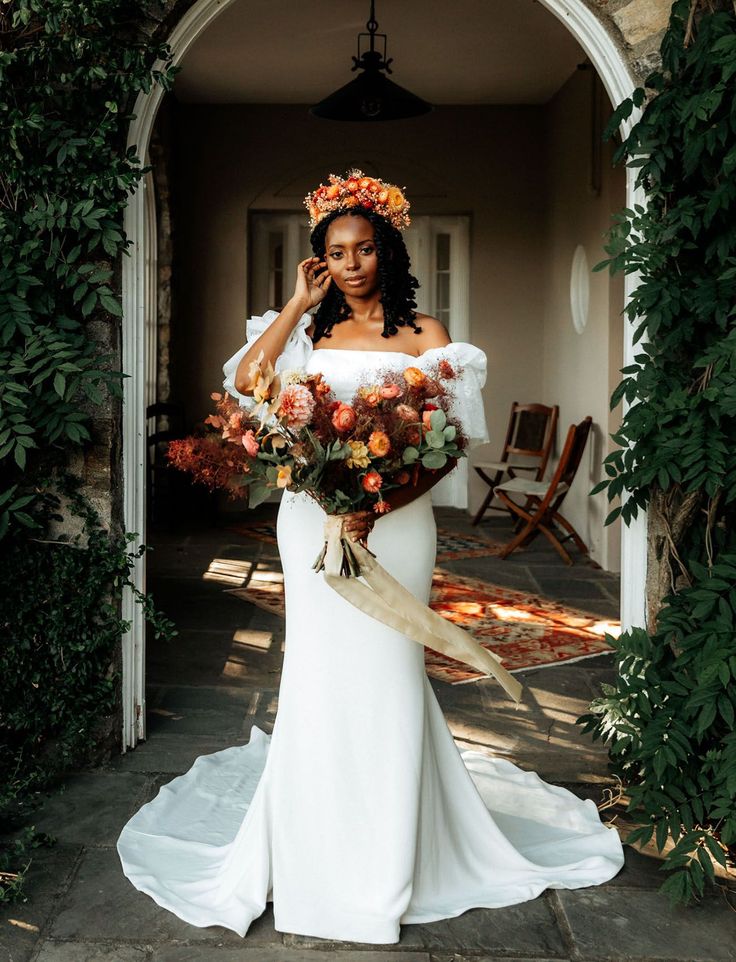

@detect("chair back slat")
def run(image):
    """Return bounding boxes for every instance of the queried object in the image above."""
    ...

[545,417,592,500]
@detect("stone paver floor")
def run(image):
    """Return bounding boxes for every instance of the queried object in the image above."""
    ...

[3,505,735,962]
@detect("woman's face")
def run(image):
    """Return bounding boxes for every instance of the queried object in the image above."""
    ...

[323,215,379,297]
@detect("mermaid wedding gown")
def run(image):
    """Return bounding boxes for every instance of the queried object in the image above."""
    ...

[116,309,625,944]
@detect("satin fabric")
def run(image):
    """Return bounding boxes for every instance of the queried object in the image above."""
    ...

[116,324,625,943]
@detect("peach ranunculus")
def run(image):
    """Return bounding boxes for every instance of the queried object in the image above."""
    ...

[395,403,420,422]
[362,470,383,493]
[403,366,426,388]
[332,402,357,432]
[276,464,293,489]
[345,440,370,469]
[380,383,402,399]
[242,429,260,457]
[368,430,391,457]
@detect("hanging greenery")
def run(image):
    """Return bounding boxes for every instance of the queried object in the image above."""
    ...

[0,0,179,535]
[579,0,736,904]
[0,0,180,901]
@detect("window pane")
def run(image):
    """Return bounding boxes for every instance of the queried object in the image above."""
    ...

[436,272,450,314]
[436,233,450,272]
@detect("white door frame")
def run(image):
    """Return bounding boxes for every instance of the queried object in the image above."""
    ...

[121,0,647,749]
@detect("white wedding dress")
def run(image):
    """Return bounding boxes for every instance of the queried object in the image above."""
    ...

[116,309,625,944]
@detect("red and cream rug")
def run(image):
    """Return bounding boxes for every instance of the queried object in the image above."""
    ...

[225,520,508,563]
[225,550,620,684]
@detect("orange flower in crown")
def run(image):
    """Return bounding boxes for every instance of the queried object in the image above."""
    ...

[304,168,411,232]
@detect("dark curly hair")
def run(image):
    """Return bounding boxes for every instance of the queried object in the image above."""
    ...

[309,207,422,342]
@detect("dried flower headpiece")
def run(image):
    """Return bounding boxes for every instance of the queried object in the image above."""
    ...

[304,168,411,232]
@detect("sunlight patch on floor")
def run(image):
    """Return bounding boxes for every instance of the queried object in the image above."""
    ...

[202,557,256,586]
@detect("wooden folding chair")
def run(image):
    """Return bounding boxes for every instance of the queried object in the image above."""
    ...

[471,402,558,527]
[493,416,593,565]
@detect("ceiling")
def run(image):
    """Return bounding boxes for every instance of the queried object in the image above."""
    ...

[173,0,586,106]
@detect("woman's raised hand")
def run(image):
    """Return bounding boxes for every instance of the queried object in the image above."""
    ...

[294,256,332,310]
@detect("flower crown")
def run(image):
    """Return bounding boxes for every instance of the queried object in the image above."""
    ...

[304,168,411,232]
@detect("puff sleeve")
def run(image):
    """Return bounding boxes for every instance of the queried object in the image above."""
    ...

[417,342,491,451]
[222,308,314,410]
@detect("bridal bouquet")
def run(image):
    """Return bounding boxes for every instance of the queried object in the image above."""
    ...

[168,350,468,571]
[167,352,523,704]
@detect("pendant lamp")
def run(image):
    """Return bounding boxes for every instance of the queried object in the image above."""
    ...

[309,0,433,122]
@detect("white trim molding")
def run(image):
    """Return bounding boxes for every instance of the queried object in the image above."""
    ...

[121,0,647,749]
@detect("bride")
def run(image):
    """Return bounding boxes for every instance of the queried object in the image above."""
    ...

[116,168,625,945]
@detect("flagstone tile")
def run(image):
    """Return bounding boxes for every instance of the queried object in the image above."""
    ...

[48,848,279,944]
[29,773,150,846]
[33,944,148,962]
[554,886,736,960]
[1,844,81,962]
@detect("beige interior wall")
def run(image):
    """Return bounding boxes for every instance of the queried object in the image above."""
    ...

[172,103,547,517]
[540,68,625,572]
[170,92,624,571]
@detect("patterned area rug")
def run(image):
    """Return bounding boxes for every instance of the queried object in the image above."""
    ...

[227,564,619,685]
[224,520,507,562]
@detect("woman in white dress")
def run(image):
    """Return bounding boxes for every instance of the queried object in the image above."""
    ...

[116,169,625,944]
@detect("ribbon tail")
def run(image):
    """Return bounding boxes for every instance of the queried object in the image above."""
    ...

[321,521,523,705]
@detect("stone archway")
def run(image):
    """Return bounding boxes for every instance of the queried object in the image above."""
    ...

[121,0,650,749]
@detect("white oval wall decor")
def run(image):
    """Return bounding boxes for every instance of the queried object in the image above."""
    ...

[570,244,590,334]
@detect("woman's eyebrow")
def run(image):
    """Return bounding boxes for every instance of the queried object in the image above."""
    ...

[327,239,374,248]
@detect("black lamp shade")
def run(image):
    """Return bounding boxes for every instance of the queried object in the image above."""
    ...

[310,65,434,122]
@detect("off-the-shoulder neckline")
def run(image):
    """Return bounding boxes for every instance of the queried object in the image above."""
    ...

[312,347,422,358]
[310,345,463,360]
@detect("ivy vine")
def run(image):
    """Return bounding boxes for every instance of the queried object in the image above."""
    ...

[0,0,180,535]
[580,0,736,905]
[0,0,181,901]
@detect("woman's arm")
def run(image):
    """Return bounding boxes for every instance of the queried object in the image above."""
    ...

[234,296,309,395]
[380,457,458,514]
[234,256,330,395]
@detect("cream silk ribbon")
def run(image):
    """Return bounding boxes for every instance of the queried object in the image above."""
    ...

[319,514,524,705]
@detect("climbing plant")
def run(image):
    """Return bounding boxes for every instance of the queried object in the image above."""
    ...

[0,0,180,900]
[579,0,736,905]
[0,0,180,535]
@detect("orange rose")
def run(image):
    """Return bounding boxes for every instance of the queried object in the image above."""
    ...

[368,181,380,193]
[404,366,426,388]
[359,177,373,189]
[362,470,383,493]
[368,430,391,457]
[331,402,357,432]
[346,178,360,192]
[326,184,341,199]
